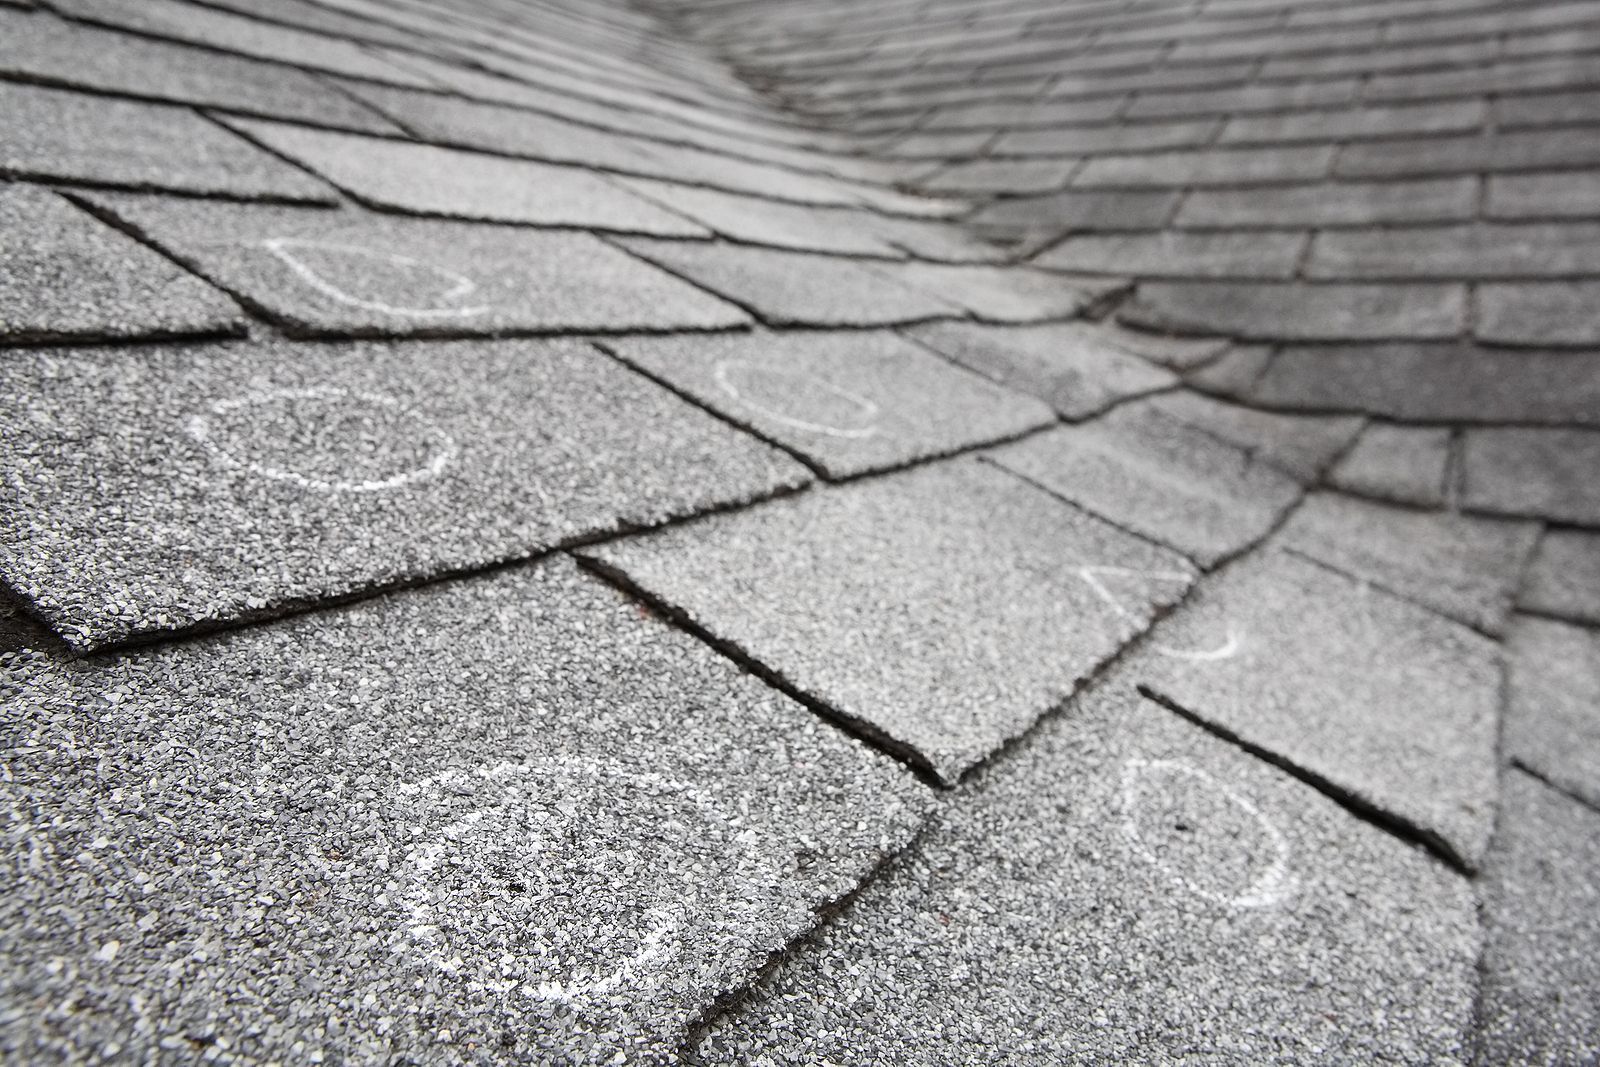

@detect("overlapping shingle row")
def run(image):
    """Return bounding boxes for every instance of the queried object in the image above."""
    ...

[1,0,1597,1062]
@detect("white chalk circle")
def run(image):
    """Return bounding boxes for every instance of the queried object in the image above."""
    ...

[712,359,881,439]
[394,756,769,1005]
[185,385,457,493]
[1119,758,1297,909]
[1077,565,1242,661]
[261,237,491,318]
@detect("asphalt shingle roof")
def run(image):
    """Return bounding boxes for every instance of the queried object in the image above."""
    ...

[2,0,1598,1062]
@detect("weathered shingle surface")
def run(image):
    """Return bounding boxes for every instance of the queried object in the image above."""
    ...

[2,0,1598,1061]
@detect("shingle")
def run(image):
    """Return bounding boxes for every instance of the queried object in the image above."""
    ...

[1074,145,1335,187]
[1281,491,1537,634]
[614,238,961,326]
[1478,281,1600,346]
[1176,177,1476,228]
[0,83,334,201]
[1329,424,1452,507]
[1506,618,1600,809]
[221,119,706,234]
[0,559,929,1063]
[1250,343,1600,424]
[1477,772,1600,1066]
[49,0,435,87]
[906,320,1178,419]
[1486,171,1600,220]
[1133,549,1501,869]
[604,330,1054,479]
[1337,129,1600,178]
[0,338,809,650]
[1143,390,1363,483]
[612,177,902,256]
[867,261,1103,322]
[1219,99,1485,145]
[988,403,1303,568]
[1462,427,1600,524]
[1034,230,1305,278]
[1126,77,1359,119]
[1366,54,1600,102]
[0,7,401,134]
[695,683,1478,1065]
[82,194,748,337]
[1496,88,1600,128]
[1097,328,1229,371]
[1308,223,1600,280]
[581,460,1194,784]
[991,118,1216,156]
[0,185,243,345]
[1520,529,1600,626]
[1119,282,1467,341]
[968,188,1181,236]
[919,157,1077,194]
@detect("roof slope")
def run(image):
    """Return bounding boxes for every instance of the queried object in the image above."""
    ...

[1,0,1597,1062]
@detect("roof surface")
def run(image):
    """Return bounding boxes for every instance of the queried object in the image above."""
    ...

[1,0,1598,1062]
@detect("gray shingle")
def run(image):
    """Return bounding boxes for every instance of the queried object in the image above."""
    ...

[0,83,334,201]
[988,403,1303,568]
[696,682,1478,1066]
[1520,529,1600,625]
[906,320,1178,419]
[1337,129,1600,178]
[1176,177,1477,229]
[1250,343,1600,425]
[615,238,962,326]
[0,338,809,650]
[0,185,243,345]
[1034,230,1306,278]
[1133,549,1501,869]
[0,7,401,133]
[1462,427,1600,524]
[82,194,748,337]
[1074,145,1335,188]
[1143,391,1362,482]
[921,157,1076,194]
[0,559,928,1063]
[1280,491,1538,634]
[1486,171,1600,220]
[581,460,1195,784]
[1307,223,1600,280]
[222,118,708,235]
[1329,424,1452,507]
[1477,771,1600,1066]
[868,261,1104,322]
[1477,281,1600,346]
[1219,99,1485,145]
[1506,618,1600,809]
[1119,282,1468,341]
[604,330,1054,479]
[612,177,902,256]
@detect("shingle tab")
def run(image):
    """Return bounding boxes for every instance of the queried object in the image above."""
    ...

[1035,230,1305,278]
[0,185,243,345]
[1506,618,1600,809]
[1519,529,1600,625]
[616,238,962,326]
[1120,281,1468,341]
[1477,281,1600,345]
[605,330,1054,479]
[1477,772,1600,1066]
[906,320,1178,419]
[1329,424,1452,507]
[1308,223,1600,280]
[0,83,334,201]
[1462,427,1600,524]
[988,403,1303,568]
[1074,145,1335,187]
[0,559,929,1063]
[0,8,401,133]
[1280,491,1538,634]
[1176,177,1477,229]
[83,194,749,337]
[582,460,1195,784]
[1133,549,1501,869]
[0,338,810,650]
[222,119,708,235]
[696,683,1478,1065]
